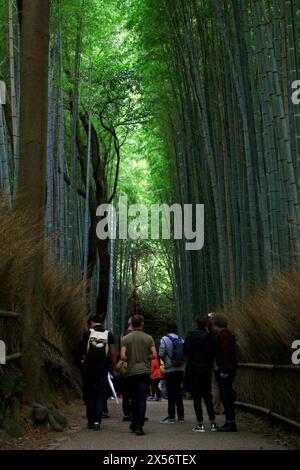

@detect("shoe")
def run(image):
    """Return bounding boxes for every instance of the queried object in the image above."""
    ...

[218,422,237,432]
[102,413,110,419]
[135,427,145,436]
[147,396,155,401]
[178,418,185,423]
[160,417,177,424]
[129,423,136,433]
[93,422,101,431]
[87,422,94,429]
[210,423,218,432]
[192,424,205,432]
[123,416,132,422]
[144,417,149,421]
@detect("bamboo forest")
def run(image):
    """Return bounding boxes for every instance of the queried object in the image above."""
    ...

[0,0,300,454]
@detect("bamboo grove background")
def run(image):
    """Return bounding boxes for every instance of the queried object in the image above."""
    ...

[0,0,300,342]
[133,0,300,332]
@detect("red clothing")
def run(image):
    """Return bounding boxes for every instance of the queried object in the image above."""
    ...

[216,329,237,370]
[150,358,164,380]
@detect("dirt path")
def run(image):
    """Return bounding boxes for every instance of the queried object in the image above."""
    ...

[51,399,288,451]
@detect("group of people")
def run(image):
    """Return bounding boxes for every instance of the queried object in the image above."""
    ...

[77,312,237,436]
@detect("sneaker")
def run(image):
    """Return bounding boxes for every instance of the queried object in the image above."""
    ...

[192,424,205,432]
[135,427,145,436]
[160,416,177,424]
[178,418,185,423]
[210,423,218,432]
[218,422,237,432]
[93,422,101,431]
[87,422,94,429]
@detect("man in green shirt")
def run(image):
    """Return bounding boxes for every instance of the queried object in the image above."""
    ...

[121,314,157,436]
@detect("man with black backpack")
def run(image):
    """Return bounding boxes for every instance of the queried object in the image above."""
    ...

[82,314,116,431]
[159,322,185,424]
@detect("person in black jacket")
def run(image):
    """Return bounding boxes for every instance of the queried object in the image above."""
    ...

[72,317,92,406]
[210,314,237,432]
[184,316,217,432]
[82,314,116,431]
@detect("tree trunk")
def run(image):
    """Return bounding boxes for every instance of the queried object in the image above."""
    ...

[17,0,50,401]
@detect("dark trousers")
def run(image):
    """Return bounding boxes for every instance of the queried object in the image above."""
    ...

[85,367,108,425]
[165,371,184,419]
[191,372,215,423]
[150,379,161,399]
[80,365,88,405]
[217,370,236,422]
[127,373,150,428]
[121,376,131,417]
[103,400,108,414]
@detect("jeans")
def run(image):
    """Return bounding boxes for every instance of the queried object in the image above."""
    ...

[191,372,215,423]
[127,373,150,428]
[120,376,131,417]
[165,371,184,419]
[216,370,236,422]
[85,366,108,425]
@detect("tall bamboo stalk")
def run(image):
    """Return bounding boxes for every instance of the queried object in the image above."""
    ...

[69,9,83,275]
[58,17,66,266]
[83,52,93,282]
[8,0,18,180]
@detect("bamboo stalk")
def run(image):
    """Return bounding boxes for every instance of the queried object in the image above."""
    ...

[8,0,18,171]
[83,51,93,282]
[0,309,20,318]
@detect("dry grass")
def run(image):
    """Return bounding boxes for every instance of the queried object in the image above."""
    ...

[220,272,300,425]
[43,263,86,346]
[224,271,300,364]
[0,202,41,312]
[0,199,86,357]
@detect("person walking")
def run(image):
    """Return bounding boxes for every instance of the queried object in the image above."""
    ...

[159,322,185,424]
[184,317,218,432]
[120,314,157,436]
[72,317,92,406]
[207,313,224,415]
[119,318,134,422]
[149,357,164,401]
[82,314,116,431]
[210,314,237,432]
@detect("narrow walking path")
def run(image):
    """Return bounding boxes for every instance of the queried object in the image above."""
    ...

[54,400,286,451]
